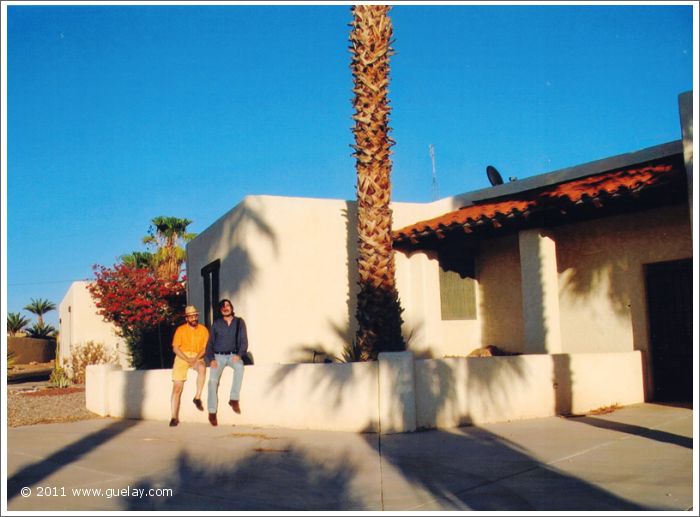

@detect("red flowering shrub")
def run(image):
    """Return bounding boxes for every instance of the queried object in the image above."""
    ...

[88,263,186,369]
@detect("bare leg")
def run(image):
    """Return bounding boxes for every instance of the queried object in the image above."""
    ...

[171,381,184,420]
[194,361,206,400]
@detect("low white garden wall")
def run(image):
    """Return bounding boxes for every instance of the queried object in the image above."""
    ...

[87,351,645,433]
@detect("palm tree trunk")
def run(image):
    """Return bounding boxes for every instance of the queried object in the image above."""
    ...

[350,5,405,361]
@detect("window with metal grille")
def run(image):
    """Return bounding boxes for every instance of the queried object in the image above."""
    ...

[439,265,477,320]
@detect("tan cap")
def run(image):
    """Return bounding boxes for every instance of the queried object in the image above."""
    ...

[184,305,199,316]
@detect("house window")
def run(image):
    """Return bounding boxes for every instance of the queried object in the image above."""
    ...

[201,259,220,328]
[439,263,477,321]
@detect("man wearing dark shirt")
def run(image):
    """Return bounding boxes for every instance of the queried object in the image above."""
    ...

[205,298,249,426]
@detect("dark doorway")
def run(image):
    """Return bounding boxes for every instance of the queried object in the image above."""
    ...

[201,259,220,328]
[645,258,692,402]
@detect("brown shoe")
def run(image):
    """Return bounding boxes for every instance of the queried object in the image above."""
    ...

[229,400,241,414]
[193,398,204,411]
[208,413,218,426]
[169,418,179,427]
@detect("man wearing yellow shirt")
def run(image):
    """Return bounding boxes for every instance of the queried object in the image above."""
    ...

[170,305,209,427]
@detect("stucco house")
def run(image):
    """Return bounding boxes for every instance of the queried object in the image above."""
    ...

[186,92,693,404]
[58,281,130,369]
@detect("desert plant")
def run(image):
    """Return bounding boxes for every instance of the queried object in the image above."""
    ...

[7,312,30,336]
[23,298,56,326]
[49,365,72,388]
[25,322,57,338]
[7,350,17,370]
[339,340,362,363]
[68,341,119,384]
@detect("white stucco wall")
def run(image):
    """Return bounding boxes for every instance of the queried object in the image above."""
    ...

[186,195,478,365]
[474,204,692,356]
[87,351,644,432]
[478,234,525,353]
[414,351,644,429]
[58,281,129,369]
[186,191,690,367]
[555,204,692,354]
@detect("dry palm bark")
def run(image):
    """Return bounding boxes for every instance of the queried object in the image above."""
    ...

[350,5,405,361]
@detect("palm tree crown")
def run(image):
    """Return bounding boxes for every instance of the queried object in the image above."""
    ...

[143,216,196,280]
[23,298,56,327]
[7,312,31,336]
[120,251,155,269]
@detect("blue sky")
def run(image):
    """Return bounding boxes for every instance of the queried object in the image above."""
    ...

[2,3,695,328]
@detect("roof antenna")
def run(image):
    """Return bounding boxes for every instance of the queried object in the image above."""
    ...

[429,144,440,200]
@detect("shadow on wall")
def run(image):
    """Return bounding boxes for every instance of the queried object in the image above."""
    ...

[343,202,360,347]
[276,319,426,416]
[286,319,425,364]
[560,247,632,317]
[552,354,572,416]
[126,447,366,511]
[124,365,146,420]
[416,355,527,428]
[199,199,280,308]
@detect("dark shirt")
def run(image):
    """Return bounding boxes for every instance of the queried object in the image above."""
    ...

[204,316,248,364]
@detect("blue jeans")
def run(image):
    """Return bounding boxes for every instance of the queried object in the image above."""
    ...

[208,354,245,413]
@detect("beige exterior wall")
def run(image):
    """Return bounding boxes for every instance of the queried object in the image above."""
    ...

[188,196,369,364]
[187,195,479,365]
[478,234,525,353]
[87,350,644,432]
[555,204,692,355]
[393,241,482,359]
[58,281,129,369]
[187,195,690,367]
[414,351,644,429]
[474,204,691,358]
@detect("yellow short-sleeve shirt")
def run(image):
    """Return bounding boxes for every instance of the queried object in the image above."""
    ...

[172,323,209,355]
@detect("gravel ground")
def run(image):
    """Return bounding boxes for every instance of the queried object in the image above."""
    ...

[7,384,104,427]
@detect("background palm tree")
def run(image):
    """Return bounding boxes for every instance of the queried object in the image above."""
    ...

[23,298,56,327]
[142,216,196,280]
[349,5,405,361]
[120,250,155,269]
[7,312,30,336]
[26,322,57,339]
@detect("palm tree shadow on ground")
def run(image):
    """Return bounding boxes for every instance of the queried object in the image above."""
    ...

[126,446,366,511]
[361,424,646,511]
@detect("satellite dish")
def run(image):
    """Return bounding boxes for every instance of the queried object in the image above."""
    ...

[486,165,504,186]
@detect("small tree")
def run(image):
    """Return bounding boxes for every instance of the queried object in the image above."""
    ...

[23,298,56,327]
[7,312,30,336]
[88,263,186,369]
[26,322,57,338]
[143,216,196,281]
[120,251,155,269]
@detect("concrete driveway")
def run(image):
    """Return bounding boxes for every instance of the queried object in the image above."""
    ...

[5,402,694,511]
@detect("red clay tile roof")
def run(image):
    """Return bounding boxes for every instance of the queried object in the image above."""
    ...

[394,162,683,245]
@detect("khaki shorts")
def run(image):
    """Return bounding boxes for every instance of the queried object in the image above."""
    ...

[172,352,203,382]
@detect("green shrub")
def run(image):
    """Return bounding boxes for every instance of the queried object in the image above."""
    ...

[49,366,71,388]
[69,341,119,384]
